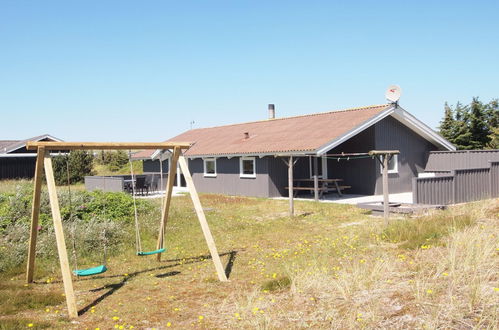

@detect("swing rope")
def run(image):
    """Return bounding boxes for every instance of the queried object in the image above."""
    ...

[128,150,166,256]
[66,152,108,277]
[66,156,80,276]
[128,151,142,254]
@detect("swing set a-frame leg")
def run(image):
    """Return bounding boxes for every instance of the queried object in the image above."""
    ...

[178,156,228,282]
[26,147,45,284]
[43,155,78,318]
[156,147,180,261]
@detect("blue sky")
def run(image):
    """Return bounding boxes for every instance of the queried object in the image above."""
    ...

[1,1,498,142]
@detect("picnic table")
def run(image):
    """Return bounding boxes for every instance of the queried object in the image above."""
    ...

[285,178,351,198]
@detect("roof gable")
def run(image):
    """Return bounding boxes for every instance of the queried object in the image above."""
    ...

[0,134,62,154]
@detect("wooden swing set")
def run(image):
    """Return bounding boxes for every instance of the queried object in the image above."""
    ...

[25,142,228,318]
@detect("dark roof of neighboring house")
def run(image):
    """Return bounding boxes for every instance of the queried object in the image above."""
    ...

[425,149,499,172]
[0,134,62,154]
[135,103,455,159]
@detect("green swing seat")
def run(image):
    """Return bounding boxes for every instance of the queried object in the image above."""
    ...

[73,265,108,277]
[137,248,166,256]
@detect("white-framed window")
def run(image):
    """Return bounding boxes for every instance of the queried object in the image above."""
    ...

[203,158,217,177]
[240,157,256,178]
[380,154,398,174]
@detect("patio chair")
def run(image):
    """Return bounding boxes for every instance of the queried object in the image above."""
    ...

[134,176,149,196]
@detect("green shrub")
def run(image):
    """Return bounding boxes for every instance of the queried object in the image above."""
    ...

[52,151,94,185]
[0,182,154,231]
[95,150,129,171]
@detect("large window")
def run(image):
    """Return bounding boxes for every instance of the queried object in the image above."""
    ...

[203,158,217,177]
[380,154,398,174]
[240,157,256,178]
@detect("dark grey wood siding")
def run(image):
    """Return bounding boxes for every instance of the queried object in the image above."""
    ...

[142,159,169,174]
[328,126,377,195]
[0,158,36,179]
[373,116,437,194]
[189,157,272,197]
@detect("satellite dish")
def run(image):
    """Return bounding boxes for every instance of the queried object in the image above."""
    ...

[385,85,402,103]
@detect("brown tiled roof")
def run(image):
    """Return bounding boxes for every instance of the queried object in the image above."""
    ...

[132,149,156,159]
[166,104,391,157]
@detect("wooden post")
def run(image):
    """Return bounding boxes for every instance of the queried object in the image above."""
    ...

[156,147,181,261]
[44,155,78,318]
[26,147,46,283]
[313,156,319,201]
[288,156,294,217]
[382,154,390,225]
[178,156,228,282]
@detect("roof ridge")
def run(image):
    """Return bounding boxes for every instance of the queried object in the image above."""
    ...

[188,104,391,132]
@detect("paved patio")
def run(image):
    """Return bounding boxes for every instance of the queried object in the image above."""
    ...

[274,192,414,205]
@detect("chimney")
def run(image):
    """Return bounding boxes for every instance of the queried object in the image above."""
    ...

[268,104,275,119]
[243,132,250,139]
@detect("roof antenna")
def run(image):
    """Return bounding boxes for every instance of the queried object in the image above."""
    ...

[190,120,195,130]
[385,85,402,106]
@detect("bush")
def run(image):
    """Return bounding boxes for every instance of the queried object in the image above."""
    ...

[0,182,153,230]
[95,150,129,172]
[52,151,94,185]
[0,181,155,273]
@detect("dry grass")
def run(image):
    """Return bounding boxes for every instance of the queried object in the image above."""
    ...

[0,192,497,329]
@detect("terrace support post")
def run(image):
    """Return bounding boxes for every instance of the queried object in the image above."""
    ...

[382,154,390,225]
[313,156,319,201]
[26,147,45,283]
[156,147,181,261]
[178,156,228,282]
[44,154,78,319]
[288,156,294,217]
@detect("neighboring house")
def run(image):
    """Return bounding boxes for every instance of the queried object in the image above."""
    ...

[140,104,455,197]
[0,134,62,180]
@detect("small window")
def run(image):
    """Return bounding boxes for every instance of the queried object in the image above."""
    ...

[203,158,217,177]
[380,154,398,174]
[240,157,256,178]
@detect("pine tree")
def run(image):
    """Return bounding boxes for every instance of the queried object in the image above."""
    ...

[484,99,499,129]
[452,102,473,150]
[487,127,499,149]
[439,102,456,143]
[468,97,491,149]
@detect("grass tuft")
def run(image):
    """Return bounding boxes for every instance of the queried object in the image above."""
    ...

[261,276,291,292]
[381,212,474,249]
[0,286,64,315]
[0,319,52,329]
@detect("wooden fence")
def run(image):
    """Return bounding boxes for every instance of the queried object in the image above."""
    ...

[413,161,499,205]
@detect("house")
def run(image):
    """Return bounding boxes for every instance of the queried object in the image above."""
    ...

[140,104,455,197]
[0,134,62,180]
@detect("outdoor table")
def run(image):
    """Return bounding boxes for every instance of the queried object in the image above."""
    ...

[287,178,347,198]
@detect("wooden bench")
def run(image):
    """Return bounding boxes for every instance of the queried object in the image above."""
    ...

[285,185,351,198]
[285,186,328,198]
